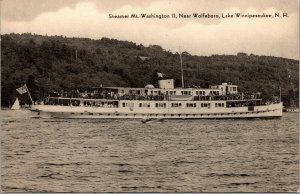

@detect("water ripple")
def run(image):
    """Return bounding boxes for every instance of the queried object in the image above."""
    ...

[1,110,299,192]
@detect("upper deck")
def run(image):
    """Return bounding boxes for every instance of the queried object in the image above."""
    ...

[47,79,260,102]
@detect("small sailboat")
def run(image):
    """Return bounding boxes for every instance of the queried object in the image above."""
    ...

[11,97,20,110]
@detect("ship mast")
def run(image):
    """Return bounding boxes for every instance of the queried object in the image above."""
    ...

[179,47,184,88]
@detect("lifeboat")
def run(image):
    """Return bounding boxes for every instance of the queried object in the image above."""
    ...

[169,95,193,101]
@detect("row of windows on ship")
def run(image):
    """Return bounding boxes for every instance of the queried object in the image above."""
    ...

[124,102,225,108]
[50,87,239,99]
[49,89,260,103]
[44,99,227,108]
[51,90,220,98]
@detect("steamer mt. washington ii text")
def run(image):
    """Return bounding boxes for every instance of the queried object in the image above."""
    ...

[108,12,288,19]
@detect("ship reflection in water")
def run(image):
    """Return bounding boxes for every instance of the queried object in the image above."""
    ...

[1,110,298,192]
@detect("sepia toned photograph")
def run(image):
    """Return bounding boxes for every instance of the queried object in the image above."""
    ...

[1,0,299,192]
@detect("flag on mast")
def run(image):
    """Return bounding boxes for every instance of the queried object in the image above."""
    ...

[16,85,28,94]
[16,84,34,104]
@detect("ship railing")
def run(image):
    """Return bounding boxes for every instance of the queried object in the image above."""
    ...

[49,90,262,100]
[42,95,279,108]
[45,94,264,102]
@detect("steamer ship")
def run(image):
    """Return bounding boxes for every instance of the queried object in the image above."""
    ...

[30,77,282,119]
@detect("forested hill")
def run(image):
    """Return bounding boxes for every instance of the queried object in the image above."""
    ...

[1,33,299,107]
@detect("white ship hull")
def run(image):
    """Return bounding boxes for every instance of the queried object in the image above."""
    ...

[31,101,283,119]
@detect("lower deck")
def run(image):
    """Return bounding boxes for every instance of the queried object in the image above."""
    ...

[31,102,283,119]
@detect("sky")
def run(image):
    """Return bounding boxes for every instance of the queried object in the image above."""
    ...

[1,0,299,59]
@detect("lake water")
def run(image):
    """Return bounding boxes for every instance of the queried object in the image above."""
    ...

[1,110,299,192]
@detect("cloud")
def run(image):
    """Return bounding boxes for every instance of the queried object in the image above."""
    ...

[1,0,298,59]
[1,0,83,21]
[1,0,154,22]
